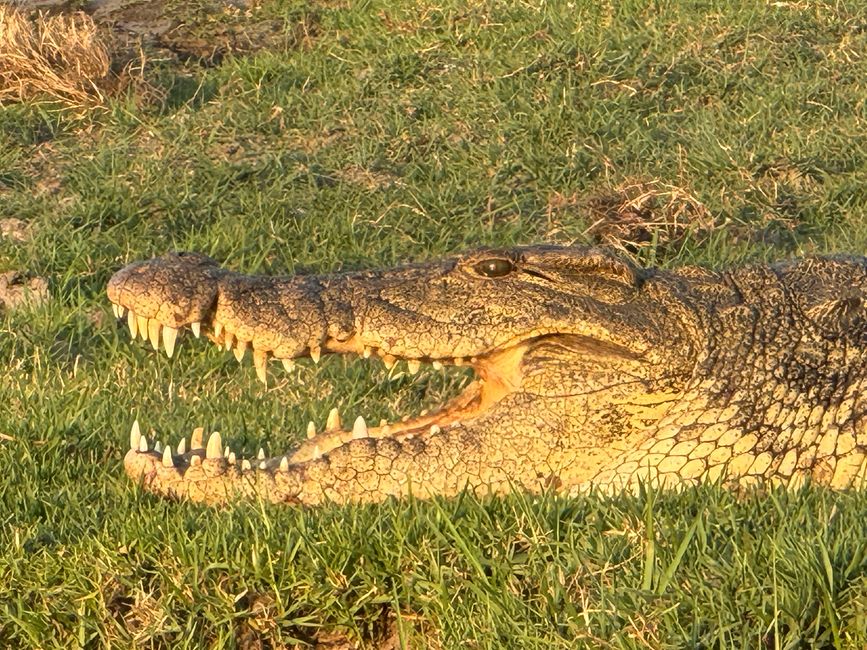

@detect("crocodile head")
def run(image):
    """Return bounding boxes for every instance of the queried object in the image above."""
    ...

[108,246,867,504]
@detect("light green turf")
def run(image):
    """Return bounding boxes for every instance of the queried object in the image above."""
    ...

[2,0,867,646]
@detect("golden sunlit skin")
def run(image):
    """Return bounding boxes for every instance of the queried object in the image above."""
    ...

[107,246,867,505]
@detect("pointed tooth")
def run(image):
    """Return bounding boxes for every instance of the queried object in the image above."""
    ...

[224,331,234,351]
[241,459,252,471]
[119,305,127,318]
[234,339,248,362]
[206,432,222,460]
[224,445,230,458]
[162,326,178,358]
[257,447,266,460]
[191,427,204,450]
[362,346,373,359]
[313,446,321,460]
[127,311,138,338]
[309,345,321,364]
[407,359,421,375]
[214,321,223,337]
[382,354,396,370]
[259,460,268,470]
[154,441,163,453]
[138,436,148,452]
[228,452,236,465]
[326,407,341,431]
[162,445,174,468]
[136,314,148,340]
[432,360,443,370]
[111,303,119,318]
[306,421,316,439]
[190,455,201,466]
[281,358,295,372]
[279,457,289,472]
[352,416,368,440]
[130,420,141,450]
[177,437,187,455]
[190,321,201,338]
[378,419,388,427]
[253,348,269,383]
[148,319,161,351]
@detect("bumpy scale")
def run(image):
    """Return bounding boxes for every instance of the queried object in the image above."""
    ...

[106,247,867,505]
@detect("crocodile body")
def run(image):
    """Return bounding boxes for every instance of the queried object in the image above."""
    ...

[107,246,867,505]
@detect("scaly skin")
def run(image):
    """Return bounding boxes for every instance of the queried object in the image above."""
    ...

[107,247,867,505]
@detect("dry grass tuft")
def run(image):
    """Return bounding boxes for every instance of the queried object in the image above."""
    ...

[0,6,117,109]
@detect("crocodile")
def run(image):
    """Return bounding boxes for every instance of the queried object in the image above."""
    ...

[107,246,867,506]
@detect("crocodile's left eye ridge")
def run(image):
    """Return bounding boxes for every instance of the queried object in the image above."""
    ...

[473,258,516,278]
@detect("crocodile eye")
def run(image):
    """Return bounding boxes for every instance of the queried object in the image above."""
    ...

[473,258,515,278]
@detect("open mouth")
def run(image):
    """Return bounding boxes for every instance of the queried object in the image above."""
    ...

[110,300,528,471]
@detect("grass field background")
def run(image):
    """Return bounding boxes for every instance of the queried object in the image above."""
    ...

[2,0,867,646]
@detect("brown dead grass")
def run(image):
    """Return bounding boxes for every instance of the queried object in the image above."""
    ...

[0,6,117,109]
[547,179,718,256]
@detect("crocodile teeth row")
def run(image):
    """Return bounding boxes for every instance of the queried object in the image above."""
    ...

[111,304,201,359]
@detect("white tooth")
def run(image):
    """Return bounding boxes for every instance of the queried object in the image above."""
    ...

[234,339,247,362]
[224,445,230,458]
[130,420,141,450]
[241,459,252,471]
[177,437,187,455]
[154,441,163,453]
[257,447,266,460]
[162,326,178,358]
[378,419,388,427]
[112,303,119,318]
[224,332,234,351]
[139,436,148,452]
[382,354,396,370]
[253,349,268,384]
[407,359,421,375]
[127,311,138,338]
[279,457,289,472]
[420,409,430,417]
[206,432,222,459]
[430,425,441,434]
[136,314,148,340]
[326,407,341,431]
[362,346,373,359]
[259,461,268,470]
[306,421,316,439]
[162,445,174,468]
[148,319,161,351]
[309,345,321,364]
[191,427,204,450]
[281,358,295,372]
[313,446,321,460]
[119,305,127,318]
[228,452,236,465]
[432,360,444,370]
[214,321,224,337]
[352,416,368,439]
[190,455,201,466]
[190,321,201,338]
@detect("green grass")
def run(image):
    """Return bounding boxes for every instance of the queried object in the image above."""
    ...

[2,0,867,646]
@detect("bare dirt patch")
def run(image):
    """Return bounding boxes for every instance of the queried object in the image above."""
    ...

[0,271,49,311]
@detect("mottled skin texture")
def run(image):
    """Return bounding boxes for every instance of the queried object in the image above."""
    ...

[107,246,867,505]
